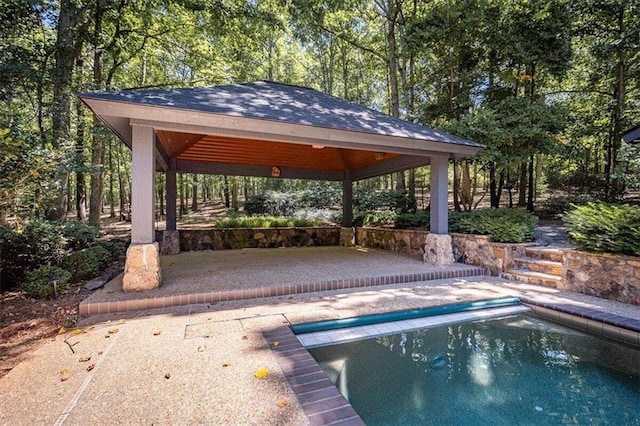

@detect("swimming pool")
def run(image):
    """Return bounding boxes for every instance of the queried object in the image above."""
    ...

[293,301,640,425]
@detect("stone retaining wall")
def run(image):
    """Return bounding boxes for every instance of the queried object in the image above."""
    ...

[174,227,341,251]
[562,250,640,305]
[354,227,429,258]
[450,233,532,276]
[350,227,530,272]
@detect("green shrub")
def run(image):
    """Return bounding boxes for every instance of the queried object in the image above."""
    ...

[395,212,430,229]
[537,194,592,219]
[450,208,538,243]
[62,245,112,281]
[20,266,71,298]
[0,220,69,289]
[563,202,640,255]
[61,221,101,250]
[93,238,128,262]
[361,210,398,227]
[353,188,417,214]
[298,183,342,208]
[214,216,322,228]
[244,191,297,216]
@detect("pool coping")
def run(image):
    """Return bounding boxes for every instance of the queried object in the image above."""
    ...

[265,297,640,425]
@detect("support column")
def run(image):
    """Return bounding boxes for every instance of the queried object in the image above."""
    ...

[425,156,454,265]
[161,158,180,255]
[342,171,353,227]
[123,124,162,291]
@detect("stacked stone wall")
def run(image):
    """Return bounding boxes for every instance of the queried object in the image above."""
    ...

[562,251,640,305]
[175,227,340,251]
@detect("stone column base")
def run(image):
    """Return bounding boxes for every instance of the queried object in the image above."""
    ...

[424,234,455,266]
[340,227,356,247]
[161,230,180,255]
[123,242,162,292]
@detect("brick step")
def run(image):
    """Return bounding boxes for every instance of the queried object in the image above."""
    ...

[501,270,562,288]
[524,246,565,263]
[513,257,563,276]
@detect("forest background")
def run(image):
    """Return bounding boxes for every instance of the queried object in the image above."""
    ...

[2,0,640,228]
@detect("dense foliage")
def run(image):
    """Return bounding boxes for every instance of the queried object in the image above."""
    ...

[0,220,125,295]
[564,203,640,256]
[214,216,323,228]
[449,209,539,243]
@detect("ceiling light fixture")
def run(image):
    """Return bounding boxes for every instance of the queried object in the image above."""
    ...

[312,144,325,149]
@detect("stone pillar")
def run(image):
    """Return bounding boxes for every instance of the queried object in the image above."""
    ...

[424,233,455,266]
[342,171,353,227]
[340,227,356,247]
[161,230,180,255]
[123,242,162,291]
[430,155,449,235]
[125,124,161,291]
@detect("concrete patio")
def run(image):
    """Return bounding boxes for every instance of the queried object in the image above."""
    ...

[1,247,639,425]
[79,246,484,315]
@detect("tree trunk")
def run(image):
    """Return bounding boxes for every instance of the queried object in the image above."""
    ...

[51,0,85,220]
[75,99,87,220]
[89,1,105,227]
[453,161,461,211]
[527,156,535,212]
[223,176,231,208]
[191,174,198,212]
[517,162,527,207]
[108,137,115,218]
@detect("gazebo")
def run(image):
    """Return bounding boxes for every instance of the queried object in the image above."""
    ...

[79,81,483,291]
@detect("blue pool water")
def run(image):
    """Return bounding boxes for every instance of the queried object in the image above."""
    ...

[308,313,640,425]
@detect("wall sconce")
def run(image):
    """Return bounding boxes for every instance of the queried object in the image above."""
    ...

[271,166,281,177]
[375,152,385,160]
[312,144,325,149]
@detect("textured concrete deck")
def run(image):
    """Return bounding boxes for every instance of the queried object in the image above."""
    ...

[1,247,639,425]
[80,246,483,315]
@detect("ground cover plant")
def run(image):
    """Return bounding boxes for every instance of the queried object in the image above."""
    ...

[563,202,640,256]
[448,208,538,243]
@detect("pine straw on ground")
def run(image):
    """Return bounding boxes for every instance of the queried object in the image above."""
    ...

[0,282,90,379]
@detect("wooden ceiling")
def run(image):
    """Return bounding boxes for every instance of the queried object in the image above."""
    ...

[156,130,399,172]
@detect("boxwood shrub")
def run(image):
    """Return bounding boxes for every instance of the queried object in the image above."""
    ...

[563,202,640,256]
[449,208,538,243]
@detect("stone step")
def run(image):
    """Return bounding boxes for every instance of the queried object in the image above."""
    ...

[501,270,562,289]
[513,257,563,276]
[524,246,565,263]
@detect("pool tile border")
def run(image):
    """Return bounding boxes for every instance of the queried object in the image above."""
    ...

[79,266,484,316]
[521,297,640,347]
[263,326,366,426]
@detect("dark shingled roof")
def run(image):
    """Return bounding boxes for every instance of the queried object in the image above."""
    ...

[79,81,482,148]
[622,124,640,144]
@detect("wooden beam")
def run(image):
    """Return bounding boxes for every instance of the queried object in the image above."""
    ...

[351,155,432,181]
[175,160,344,181]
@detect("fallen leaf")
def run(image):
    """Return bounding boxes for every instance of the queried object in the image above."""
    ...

[60,369,69,382]
[153,330,161,336]
[70,328,83,336]
[118,319,126,324]
[272,341,280,347]
[222,363,230,368]
[254,367,269,379]
[197,345,206,352]
[58,327,67,335]
[277,401,287,408]
[164,373,171,379]
[104,335,110,339]
[86,364,95,372]
[108,328,119,334]
[241,335,248,340]
[78,356,91,363]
